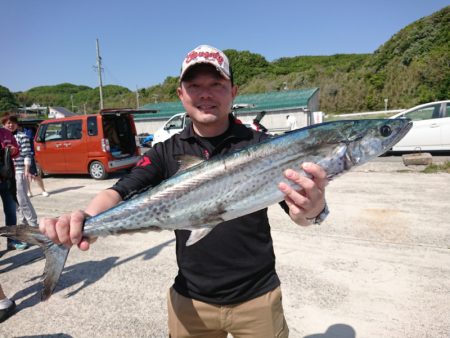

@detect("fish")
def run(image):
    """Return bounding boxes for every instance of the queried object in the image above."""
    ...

[0,118,412,300]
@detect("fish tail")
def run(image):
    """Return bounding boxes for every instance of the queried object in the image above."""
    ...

[0,225,70,301]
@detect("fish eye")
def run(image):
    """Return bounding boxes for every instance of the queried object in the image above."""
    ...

[380,125,392,137]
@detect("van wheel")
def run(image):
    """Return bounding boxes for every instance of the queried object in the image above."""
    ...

[89,161,108,180]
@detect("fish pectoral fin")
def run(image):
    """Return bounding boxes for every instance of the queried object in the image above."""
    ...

[186,228,213,246]
[175,155,205,172]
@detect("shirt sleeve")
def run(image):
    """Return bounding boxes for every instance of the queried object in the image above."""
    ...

[20,134,33,166]
[0,129,20,158]
[110,147,166,200]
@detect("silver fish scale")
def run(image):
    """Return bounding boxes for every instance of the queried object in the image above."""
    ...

[84,139,345,238]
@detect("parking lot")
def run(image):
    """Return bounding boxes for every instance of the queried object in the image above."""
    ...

[1,156,449,337]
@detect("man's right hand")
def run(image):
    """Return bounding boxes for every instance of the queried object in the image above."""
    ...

[39,210,94,251]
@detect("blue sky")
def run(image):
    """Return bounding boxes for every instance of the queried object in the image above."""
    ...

[1,0,448,92]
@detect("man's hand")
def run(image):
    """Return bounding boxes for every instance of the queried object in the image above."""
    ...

[39,210,94,251]
[39,189,122,251]
[278,162,328,226]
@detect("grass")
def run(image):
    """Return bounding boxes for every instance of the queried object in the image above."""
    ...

[422,161,450,173]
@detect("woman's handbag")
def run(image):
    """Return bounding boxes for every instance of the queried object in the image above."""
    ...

[0,145,15,180]
[0,145,17,201]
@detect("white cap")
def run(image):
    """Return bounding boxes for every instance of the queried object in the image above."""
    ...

[180,45,231,81]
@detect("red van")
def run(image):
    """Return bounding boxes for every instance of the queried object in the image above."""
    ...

[34,108,154,179]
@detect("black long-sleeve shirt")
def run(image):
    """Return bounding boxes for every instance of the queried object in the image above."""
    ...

[111,115,283,305]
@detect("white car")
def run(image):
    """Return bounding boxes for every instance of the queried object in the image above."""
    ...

[152,113,190,145]
[390,100,450,152]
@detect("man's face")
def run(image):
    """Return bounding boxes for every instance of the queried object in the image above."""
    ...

[177,64,237,128]
[3,120,18,133]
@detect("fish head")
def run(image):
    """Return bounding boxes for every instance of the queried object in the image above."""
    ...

[343,118,412,167]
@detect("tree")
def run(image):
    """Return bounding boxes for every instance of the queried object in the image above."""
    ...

[0,85,19,113]
[224,49,270,86]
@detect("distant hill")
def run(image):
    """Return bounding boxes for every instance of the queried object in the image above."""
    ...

[2,6,448,115]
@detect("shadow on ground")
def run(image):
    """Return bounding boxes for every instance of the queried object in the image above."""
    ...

[45,186,85,195]
[304,324,356,338]
[5,238,175,313]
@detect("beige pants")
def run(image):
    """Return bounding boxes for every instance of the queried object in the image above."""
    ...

[168,287,289,338]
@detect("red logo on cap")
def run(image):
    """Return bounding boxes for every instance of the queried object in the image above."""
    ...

[185,51,224,65]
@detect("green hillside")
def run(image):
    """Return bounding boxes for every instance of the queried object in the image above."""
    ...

[1,6,448,115]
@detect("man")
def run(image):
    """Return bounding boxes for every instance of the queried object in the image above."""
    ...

[286,114,298,131]
[40,45,328,337]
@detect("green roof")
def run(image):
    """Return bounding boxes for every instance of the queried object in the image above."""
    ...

[139,100,184,119]
[137,88,318,120]
[234,88,318,112]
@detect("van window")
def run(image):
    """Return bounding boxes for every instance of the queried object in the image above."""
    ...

[66,120,82,140]
[87,116,98,136]
[44,123,64,141]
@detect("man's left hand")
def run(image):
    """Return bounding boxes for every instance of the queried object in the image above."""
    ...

[278,162,328,226]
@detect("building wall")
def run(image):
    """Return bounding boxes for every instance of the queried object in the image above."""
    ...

[135,109,309,135]
[135,89,321,135]
[235,109,309,133]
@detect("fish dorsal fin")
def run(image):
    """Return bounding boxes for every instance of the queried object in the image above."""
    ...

[175,155,205,172]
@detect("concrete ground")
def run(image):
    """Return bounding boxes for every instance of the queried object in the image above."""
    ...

[0,156,449,337]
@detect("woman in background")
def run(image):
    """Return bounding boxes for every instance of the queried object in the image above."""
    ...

[2,114,38,230]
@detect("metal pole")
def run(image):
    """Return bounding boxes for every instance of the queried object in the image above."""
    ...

[96,38,104,110]
[136,86,140,109]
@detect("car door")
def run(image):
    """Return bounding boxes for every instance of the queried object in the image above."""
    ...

[62,119,86,172]
[165,113,185,138]
[394,103,442,151]
[440,102,450,150]
[35,122,67,173]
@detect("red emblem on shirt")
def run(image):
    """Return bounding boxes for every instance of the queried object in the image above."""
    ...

[137,156,152,167]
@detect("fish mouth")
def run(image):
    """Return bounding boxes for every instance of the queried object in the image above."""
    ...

[387,120,413,148]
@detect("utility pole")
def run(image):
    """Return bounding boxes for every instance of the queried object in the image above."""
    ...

[136,85,140,109]
[70,94,74,111]
[96,38,104,110]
